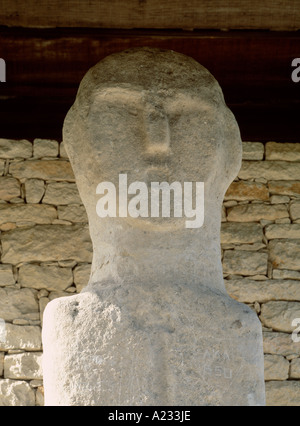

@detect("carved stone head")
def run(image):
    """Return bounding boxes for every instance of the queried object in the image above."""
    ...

[64,47,241,229]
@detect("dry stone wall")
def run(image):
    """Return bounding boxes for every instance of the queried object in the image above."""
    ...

[0,138,300,406]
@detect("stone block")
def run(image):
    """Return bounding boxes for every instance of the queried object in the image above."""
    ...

[0,160,5,176]
[59,141,68,158]
[4,352,43,380]
[221,222,263,245]
[239,161,300,181]
[264,354,289,381]
[0,204,57,225]
[0,265,15,287]
[0,177,21,201]
[73,263,91,292]
[227,203,288,222]
[24,179,45,203]
[1,224,92,264]
[57,205,88,223]
[9,160,75,181]
[0,139,32,159]
[0,323,42,351]
[265,142,300,162]
[0,379,35,406]
[43,182,81,205]
[39,297,49,325]
[268,180,300,197]
[290,201,300,221]
[19,263,73,292]
[242,142,264,160]
[290,358,300,379]
[269,239,300,270]
[0,288,39,322]
[266,381,300,406]
[263,331,300,357]
[225,180,269,201]
[222,250,268,276]
[36,386,44,406]
[0,353,3,375]
[260,301,300,333]
[33,139,59,158]
[273,269,300,280]
[265,224,300,240]
[225,279,300,304]
[270,195,290,204]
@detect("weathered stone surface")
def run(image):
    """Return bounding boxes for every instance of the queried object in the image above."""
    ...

[290,201,300,221]
[290,358,300,379]
[269,239,300,270]
[0,288,39,321]
[0,160,5,176]
[73,263,91,292]
[1,224,92,264]
[0,323,42,351]
[0,139,32,159]
[275,217,291,224]
[221,222,263,245]
[36,386,44,406]
[0,204,57,225]
[223,250,268,276]
[268,180,300,198]
[0,379,35,406]
[225,180,269,201]
[239,161,300,181]
[270,195,290,204]
[264,354,289,381]
[242,142,264,161]
[57,205,88,223]
[260,301,300,332]
[4,352,43,380]
[39,297,49,325]
[266,381,300,406]
[0,353,3,375]
[263,331,300,356]
[24,178,45,203]
[273,269,300,280]
[9,160,75,181]
[0,176,20,200]
[19,263,73,292]
[265,224,300,240]
[225,279,300,304]
[227,203,289,222]
[43,48,265,407]
[59,141,68,158]
[33,138,59,158]
[266,142,300,162]
[0,264,15,287]
[233,242,266,252]
[43,182,81,205]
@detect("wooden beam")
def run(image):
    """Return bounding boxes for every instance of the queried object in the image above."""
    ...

[0,29,299,141]
[0,0,300,30]
[1,29,298,93]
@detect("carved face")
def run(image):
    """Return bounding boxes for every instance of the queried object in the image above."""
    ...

[63,48,242,229]
[86,85,225,184]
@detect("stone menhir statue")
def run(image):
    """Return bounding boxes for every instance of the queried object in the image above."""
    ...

[42,47,265,406]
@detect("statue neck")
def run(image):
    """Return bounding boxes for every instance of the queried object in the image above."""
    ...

[87,213,225,294]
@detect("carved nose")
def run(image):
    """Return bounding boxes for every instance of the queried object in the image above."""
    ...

[144,106,170,154]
